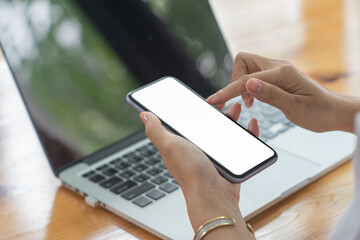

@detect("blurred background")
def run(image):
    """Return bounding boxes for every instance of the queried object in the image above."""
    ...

[0,0,232,165]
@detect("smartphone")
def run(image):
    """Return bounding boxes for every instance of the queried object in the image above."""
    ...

[126,77,277,183]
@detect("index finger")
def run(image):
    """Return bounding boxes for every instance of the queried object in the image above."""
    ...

[207,69,280,105]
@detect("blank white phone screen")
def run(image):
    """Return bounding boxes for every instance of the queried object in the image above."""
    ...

[132,77,275,175]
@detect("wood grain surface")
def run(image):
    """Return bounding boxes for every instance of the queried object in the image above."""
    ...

[1,0,360,239]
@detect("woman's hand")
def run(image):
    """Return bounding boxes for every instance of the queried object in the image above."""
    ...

[207,52,360,133]
[139,103,257,239]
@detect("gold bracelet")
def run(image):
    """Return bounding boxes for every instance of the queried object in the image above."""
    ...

[247,223,255,236]
[193,216,236,240]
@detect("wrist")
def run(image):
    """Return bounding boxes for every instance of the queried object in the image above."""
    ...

[184,190,255,239]
[330,93,360,132]
[186,192,240,229]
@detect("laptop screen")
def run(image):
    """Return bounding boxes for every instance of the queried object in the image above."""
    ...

[0,0,232,174]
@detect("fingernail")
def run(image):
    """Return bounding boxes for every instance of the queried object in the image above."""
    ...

[242,92,251,101]
[207,93,216,103]
[140,112,148,124]
[244,100,250,108]
[248,78,262,93]
[242,93,250,108]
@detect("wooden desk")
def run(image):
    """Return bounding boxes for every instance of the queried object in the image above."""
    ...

[1,0,359,239]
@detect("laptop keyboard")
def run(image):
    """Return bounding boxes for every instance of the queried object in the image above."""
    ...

[224,99,295,142]
[81,142,179,208]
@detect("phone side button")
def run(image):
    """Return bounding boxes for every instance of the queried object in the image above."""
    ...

[280,178,311,198]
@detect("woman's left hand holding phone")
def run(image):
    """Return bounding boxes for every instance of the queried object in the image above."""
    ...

[139,103,257,240]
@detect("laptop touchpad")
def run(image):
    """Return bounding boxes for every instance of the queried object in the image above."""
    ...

[240,147,320,205]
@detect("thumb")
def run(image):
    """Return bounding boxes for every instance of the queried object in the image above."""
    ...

[246,78,292,112]
[140,112,173,150]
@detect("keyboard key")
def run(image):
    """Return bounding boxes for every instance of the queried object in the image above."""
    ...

[270,112,286,123]
[102,168,118,176]
[146,189,165,200]
[113,161,131,170]
[160,182,178,193]
[124,152,137,159]
[133,163,148,172]
[285,121,295,127]
[110,158,122,164]
[147,142,156,149]
[82,170,95,178]
[127,154,143,163]
[263,106,280,117]
[259,120,272,129]
[100,176,123,188]
[164,171,173,178]
[146,157,161,165]
[96,165,108,171]
[151,175,168,185]
[132,196,152,207]
[89,174,105,183]
[110,180,137,194]
[147,168,162,176]
[153,153,161,159]
[120,170,135,178]
[134,174,150,183]
[280,116,290,124]
[138,147,156,157]
[157,163,167,170]
[172,179,179,185]
[256,113,266,122]
[121,182,155,200]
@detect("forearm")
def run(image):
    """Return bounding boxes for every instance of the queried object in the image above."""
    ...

[185,192,255,240]
[331,93,360,133]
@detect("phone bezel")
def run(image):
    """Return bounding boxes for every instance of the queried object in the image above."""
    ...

[126,76,277,183]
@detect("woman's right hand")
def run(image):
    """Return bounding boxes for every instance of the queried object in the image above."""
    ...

[207,52,359,133]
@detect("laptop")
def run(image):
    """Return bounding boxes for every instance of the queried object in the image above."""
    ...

[0,0,356,239]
